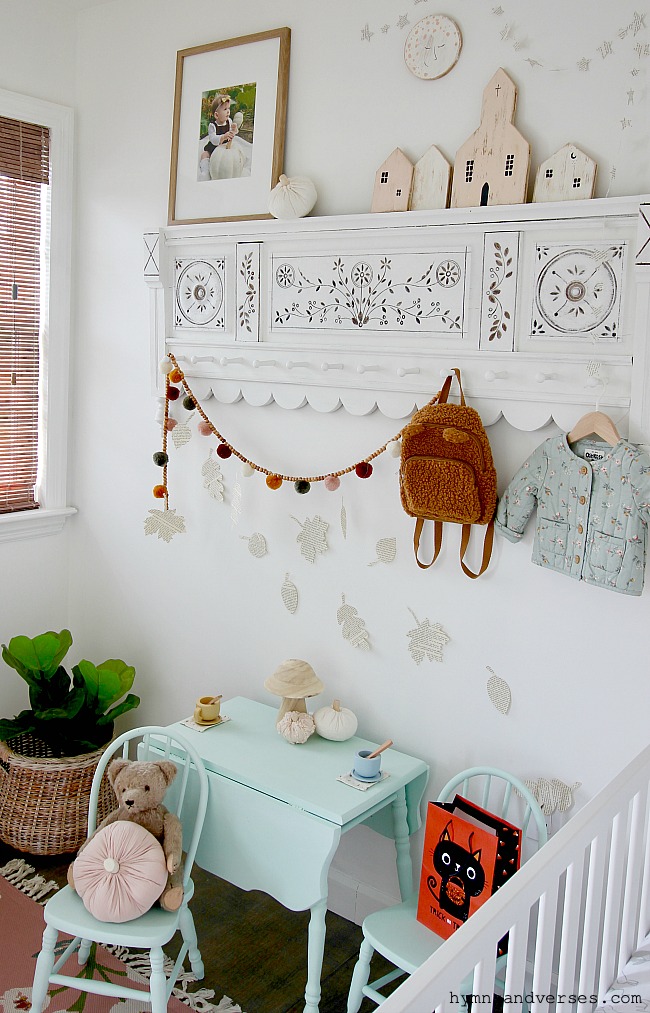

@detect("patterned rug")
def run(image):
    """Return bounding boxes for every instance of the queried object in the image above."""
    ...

[0,858,242,1013]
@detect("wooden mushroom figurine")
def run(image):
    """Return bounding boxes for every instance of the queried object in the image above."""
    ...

[264,659,324,724]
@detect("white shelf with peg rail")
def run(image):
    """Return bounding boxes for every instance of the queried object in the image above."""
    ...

[144,195,650,438]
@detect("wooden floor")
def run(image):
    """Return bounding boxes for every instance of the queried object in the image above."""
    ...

[0,841,397,1013]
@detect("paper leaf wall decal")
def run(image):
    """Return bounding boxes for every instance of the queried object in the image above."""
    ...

[292,514,330,563]
[369,537,397,566]
[171,422,192,449]
[230,479,242,527]
[144,508,186,543]
[406,608,449,664]
[337,593,371,650]
[341,500,347,539]
[241,532,267,558]
[486,667,511,714]
[202,454,224,501]
[281,573,299,613]
[523,777,581,815]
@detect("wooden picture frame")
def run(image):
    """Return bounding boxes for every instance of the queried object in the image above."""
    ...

[168,28,290,225]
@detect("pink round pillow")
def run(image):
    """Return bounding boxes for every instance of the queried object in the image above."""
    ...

[73,822,168,922]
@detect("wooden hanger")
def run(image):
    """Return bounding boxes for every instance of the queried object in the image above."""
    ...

[567,410,621,446]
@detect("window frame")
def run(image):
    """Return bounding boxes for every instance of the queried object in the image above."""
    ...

[0,88,75,542]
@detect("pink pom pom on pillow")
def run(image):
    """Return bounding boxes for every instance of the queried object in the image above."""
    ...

[73,822,168,922]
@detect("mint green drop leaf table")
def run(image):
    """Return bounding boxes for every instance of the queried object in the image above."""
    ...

[161,697,429,1013]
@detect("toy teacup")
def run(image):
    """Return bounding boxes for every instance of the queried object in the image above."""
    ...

[194,695,221,723]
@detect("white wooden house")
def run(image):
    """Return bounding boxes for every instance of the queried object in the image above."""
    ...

[533,143,597,202]
[451,68,530,208]
[410,145,451,211]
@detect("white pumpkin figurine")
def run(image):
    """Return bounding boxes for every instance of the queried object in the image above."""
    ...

[269,173,317,220]
[314,699,358,741]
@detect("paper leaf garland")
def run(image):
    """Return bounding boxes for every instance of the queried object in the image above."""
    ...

[292,514,330,563]
[406,608,449,664]
[523,777,581,816]
[341,500,347,539]
[281,573,299,614]
[241,532,268,558]
[337,594,371,650]
[171,422,192,449]
[144,508,186,543]
[368,537,397,566]
[201,454,224,501]
[486,667,512,714]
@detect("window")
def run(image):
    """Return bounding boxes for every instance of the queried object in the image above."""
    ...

[465,159,474,183]
[546,168,554,178]
[504,154,514,177]
[0,116,49,513]
[0,89,74,539]
[395,188,402,197]
[380,171,389,184]
[573,177,582,188]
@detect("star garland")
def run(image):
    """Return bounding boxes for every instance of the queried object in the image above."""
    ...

[150,352,405,503]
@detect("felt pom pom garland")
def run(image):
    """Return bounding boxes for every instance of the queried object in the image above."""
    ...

[152,352,406,504]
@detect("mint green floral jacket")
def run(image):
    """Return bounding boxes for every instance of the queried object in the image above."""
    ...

[495,436,650,595]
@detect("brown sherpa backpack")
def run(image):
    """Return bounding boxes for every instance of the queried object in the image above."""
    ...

[399,368,497,578]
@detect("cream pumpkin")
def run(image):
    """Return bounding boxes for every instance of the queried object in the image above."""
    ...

[314,699,358,741]
[268,174,317,219]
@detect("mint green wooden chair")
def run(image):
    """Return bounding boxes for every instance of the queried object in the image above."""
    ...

[31,726,209,1013]
[347,766,548,1011]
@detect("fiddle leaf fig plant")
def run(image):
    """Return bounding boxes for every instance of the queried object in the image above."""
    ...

[0,629,140,757]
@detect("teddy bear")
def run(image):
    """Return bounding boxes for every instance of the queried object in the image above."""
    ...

[68,758,185,913]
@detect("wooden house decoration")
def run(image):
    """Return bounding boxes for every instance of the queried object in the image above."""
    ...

[371,148,414,213]
[451,68,530,209]
[533,143,597,203]
[410,145,452,211]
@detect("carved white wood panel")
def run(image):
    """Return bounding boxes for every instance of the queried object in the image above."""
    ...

[479,232,519,349]
[145,196,650,438]
[270,250,467,338]
[529,242,625,341]
[174,257,225,330]
[236,243,260,342]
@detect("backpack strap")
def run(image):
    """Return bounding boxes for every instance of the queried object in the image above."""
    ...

[413,518,444,569]
[459,519,495,579]
[438,368,466,407]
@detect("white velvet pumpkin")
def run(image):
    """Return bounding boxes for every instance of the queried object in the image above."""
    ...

[314,699,358,741]
[268,174,317,219]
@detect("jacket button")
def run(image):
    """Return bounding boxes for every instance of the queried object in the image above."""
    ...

[575,555,581,564]
[578,524,584,534]
[579,495,586,505]
[580,466,588,475]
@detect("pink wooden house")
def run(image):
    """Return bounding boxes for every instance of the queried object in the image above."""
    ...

[371,148,414,213]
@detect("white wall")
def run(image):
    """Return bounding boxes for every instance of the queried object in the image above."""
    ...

[1,0,649,916]
[0,1,78,718]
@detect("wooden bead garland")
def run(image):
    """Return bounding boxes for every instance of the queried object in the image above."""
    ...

[154,352,406,501]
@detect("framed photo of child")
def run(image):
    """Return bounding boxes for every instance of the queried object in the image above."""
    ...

[168,28,290,225]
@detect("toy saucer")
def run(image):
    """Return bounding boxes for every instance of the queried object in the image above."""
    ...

[351,769,382,782]
[194,715,223,726]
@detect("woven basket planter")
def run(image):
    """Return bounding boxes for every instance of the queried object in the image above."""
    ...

[0,733,114,856]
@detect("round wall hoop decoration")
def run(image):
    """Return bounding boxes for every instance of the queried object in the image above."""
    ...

[404,14,462,80]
